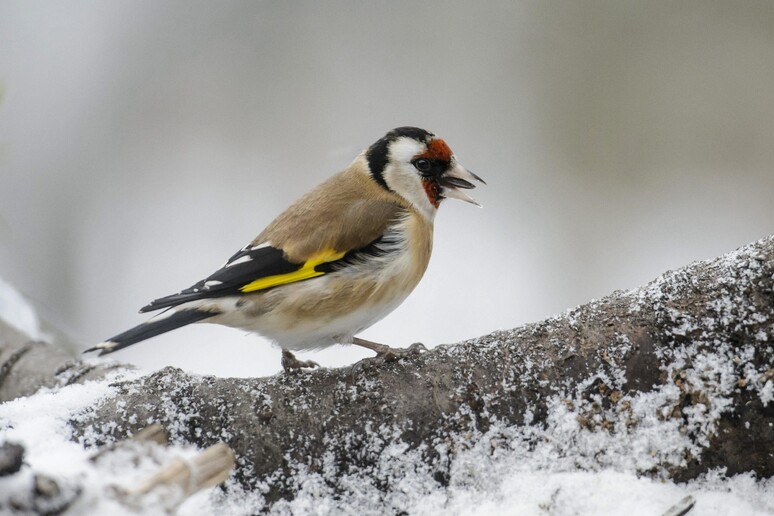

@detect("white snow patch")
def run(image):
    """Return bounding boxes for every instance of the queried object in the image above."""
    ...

[760,380,774,406]
[0,369,226,515]
[9,370,772,515]
[0,275,47,341]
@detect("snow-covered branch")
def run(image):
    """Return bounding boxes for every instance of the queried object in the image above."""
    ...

[1,236,773,513]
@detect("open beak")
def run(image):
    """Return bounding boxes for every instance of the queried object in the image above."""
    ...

[438,163,486,207]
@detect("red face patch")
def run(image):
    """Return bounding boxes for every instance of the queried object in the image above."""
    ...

[416,139,453,162]
[422,179,441,208]
[415,139,452,208]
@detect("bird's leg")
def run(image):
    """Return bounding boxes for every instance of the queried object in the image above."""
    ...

[281,350,319,373]
[349,337,427,376]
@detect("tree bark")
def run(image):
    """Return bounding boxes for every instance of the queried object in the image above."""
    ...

[0,323,118,402]
[2,236,773,507]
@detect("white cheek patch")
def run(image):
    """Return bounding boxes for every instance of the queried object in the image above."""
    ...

[382,138,438,220]
[384,164,436,220]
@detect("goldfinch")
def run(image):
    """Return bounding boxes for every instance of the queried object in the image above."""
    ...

[86,127,484,371]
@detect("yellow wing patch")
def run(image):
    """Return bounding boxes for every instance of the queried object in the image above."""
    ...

[239,249,346,293]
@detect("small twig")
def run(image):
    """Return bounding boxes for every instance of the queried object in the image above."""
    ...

[89,423,167,462]
[662,495,695,516]
[117,442,235,511]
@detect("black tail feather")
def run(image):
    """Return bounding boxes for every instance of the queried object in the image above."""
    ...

[85,309,216,356]
[139,292,204,313]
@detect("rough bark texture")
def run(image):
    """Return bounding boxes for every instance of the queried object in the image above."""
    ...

[0,323,119,402]
[2,236,773,508]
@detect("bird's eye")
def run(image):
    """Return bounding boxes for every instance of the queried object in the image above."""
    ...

[414,159,432,172]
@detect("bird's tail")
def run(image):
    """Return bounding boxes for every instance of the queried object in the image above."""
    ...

[84,308,216,356]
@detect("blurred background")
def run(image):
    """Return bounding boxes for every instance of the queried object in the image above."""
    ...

[1,1,773,377]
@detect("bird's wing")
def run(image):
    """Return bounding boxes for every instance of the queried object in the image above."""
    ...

[140,171,405,313]
[139,243,347,312]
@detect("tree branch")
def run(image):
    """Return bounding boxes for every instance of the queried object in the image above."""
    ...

[2,236,773,509]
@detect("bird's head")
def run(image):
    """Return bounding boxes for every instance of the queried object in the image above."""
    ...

[365,127,485,218]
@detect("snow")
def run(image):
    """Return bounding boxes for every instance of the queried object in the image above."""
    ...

[0,276,47,342]
[3,374,773,516]
[0,368,225,515]
[6,368,771,516]
[2,238,774,516]
[261,431,774,516]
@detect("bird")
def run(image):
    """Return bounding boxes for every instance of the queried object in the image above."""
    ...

[85,127,484,372]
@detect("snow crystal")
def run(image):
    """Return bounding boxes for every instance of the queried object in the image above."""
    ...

[760,380,774,406]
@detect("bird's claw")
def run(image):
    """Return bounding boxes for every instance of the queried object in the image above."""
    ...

[377,341,427,362]
[281,350,319,373]
[349,342,427,379]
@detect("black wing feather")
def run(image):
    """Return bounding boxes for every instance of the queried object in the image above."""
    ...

[140,235,400,313]
[139,245,301,312]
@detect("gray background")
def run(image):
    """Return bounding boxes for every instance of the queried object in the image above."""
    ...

[1,1,773,377]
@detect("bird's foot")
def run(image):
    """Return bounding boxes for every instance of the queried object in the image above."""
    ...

[369,341,428,363]
[281,350,319,373]
[349,340,427,378]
